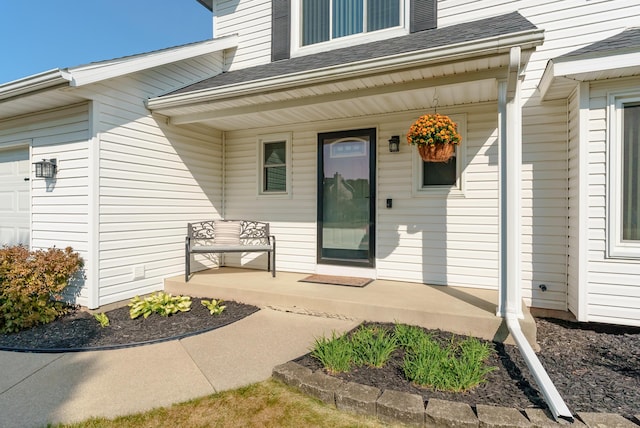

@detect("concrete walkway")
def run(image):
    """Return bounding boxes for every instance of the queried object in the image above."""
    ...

[0,309,358,428]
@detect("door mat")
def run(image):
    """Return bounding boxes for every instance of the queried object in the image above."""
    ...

[299,274,373,288]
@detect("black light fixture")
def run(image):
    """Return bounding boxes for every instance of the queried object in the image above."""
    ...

[388,135,400,153]
[34,158,57,178]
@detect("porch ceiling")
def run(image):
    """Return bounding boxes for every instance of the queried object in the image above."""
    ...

[153,57,510,131]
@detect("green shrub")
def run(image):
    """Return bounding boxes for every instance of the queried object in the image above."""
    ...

[128,292,192,319]
[311,331,353,374]
[0,245,83,333]
[350,325,397,368]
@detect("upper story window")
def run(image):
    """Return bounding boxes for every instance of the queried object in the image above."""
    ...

[302,0,401,46]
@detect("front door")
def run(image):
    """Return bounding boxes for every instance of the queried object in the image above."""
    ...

[317,128,376,267]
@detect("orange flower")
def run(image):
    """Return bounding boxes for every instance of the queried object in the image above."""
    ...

[406,114,462,147]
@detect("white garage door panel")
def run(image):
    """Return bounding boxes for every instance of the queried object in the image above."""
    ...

[0,147,30,247]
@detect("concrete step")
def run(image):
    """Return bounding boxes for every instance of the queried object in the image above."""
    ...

[165,268,537,347]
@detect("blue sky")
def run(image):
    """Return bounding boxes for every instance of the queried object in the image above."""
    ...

[0,1,212,84]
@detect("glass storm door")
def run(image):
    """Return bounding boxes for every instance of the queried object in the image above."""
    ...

[317,128,376,266]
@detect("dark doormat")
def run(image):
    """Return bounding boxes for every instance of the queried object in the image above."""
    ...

[299,274,373,287]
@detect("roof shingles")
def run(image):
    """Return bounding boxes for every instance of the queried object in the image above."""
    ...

[166,11,537,96]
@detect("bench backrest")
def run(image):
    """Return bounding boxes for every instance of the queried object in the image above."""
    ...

[188,220,270,246]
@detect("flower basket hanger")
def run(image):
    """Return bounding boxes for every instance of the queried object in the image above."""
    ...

[406,96,462,162]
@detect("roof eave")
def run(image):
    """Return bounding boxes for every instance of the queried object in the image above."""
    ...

[67,35,238,87]
[0,69,72,102]
[0,35,239,103]
[147,28,544,111]
[541,51,640,100]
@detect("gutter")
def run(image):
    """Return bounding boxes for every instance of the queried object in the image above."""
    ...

[501,46,573,423]
[506,316,574,422]
[0,69,72,102]
[147,28,544,110]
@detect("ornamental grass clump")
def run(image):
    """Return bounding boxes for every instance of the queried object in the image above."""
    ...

[312,322,496,393]
[402,334,496,392]
[350,325,398,368]
[0,245,83,333]
[311,331,353,374]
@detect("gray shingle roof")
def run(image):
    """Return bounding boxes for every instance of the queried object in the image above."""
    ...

[558,27,640,59]
[167,11,537,96]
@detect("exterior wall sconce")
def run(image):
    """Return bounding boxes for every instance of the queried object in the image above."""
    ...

[388,135,400,153]
[34,158,57,178]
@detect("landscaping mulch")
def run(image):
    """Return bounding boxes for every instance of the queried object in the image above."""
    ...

[0,298,259,352]
[1,300,638,421]
[295,318,640,420]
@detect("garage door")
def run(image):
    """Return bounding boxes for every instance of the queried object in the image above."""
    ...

[0,147,30,247]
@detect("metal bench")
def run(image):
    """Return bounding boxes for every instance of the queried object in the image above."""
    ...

[185,220,276,281]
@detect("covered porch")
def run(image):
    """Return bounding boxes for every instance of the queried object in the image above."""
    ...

[165,268,537,347]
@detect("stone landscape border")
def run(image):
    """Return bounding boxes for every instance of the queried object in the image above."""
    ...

[273,361,640,428]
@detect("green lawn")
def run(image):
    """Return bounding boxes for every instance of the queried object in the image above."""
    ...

[53,379,404,428]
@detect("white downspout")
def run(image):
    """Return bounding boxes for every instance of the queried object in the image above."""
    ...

[498,47,573,422]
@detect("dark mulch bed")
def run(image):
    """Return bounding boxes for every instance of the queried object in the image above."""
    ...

[295,318,640,420]
[0,298,259,352]
[2,301,638,421]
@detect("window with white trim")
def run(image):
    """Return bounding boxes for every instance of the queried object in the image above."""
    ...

[258,133,292,197]
[301,0,401,46]
[412,114,465,197]
[291,0,406,55]
[608,94,640,258]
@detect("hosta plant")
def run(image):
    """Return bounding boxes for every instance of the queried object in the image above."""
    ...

[94,312,110,328]
[128,292,192,319]
[201,299,226,315]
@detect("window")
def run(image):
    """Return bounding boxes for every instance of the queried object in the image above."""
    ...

[301,0,401,47]
[258,133,292,197]
[608,94,640,257]
[412,114,465,196]
[422,155,457,187]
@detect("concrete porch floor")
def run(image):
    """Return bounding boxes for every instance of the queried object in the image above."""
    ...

[164,268,537,347]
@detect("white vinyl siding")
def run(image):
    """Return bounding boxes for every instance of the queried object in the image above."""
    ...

[214,0,272,70]
[0,103,91,304]
[93,57,224,306]
[223,106,499,288]
[566,88,581,317]
[520,100,568,310]
[584,79,640,326]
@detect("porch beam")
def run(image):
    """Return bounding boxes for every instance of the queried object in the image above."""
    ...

[169,67,506,125]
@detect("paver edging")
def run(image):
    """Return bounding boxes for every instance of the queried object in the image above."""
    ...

[272,362,640,428]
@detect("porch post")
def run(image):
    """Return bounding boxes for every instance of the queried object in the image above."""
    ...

[497,47,523,319]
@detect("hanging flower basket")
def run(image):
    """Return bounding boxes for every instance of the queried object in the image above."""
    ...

[406,114,462,162]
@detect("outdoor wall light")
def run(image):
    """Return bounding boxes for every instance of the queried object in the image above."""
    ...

[388,135,400,153]
[34,158,57,178]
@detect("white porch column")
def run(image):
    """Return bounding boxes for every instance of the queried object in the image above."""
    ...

[497,47,523,319]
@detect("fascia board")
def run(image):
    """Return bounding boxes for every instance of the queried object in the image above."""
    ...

[68,35,239,87]
[553,51,640,80]
[147,29,544,110]
[540,51,640,101]
[0,69,72,101]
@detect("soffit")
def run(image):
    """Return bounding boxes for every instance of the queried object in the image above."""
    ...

[157,54,511,131]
